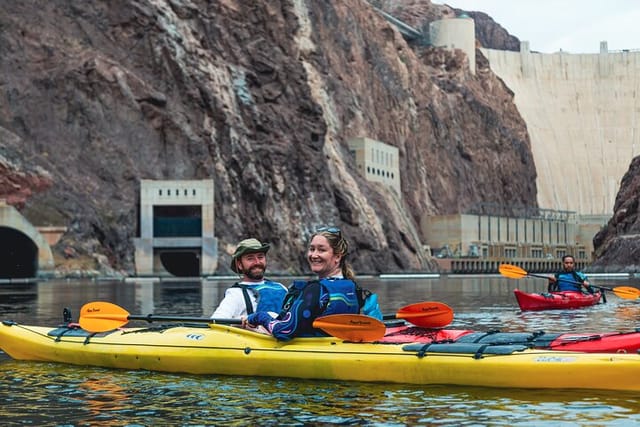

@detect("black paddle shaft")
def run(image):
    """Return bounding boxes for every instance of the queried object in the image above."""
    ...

[127,314,242,325]
[527,271,613,291]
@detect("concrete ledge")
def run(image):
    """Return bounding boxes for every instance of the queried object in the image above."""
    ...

[379,273,440,279]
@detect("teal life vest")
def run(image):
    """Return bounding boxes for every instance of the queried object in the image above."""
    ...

[360,291,383,320]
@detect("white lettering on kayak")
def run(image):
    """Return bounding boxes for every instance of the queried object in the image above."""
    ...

[535,356,577,362]
[186,334,204,341]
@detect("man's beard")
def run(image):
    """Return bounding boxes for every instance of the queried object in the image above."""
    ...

[244,265,266,280]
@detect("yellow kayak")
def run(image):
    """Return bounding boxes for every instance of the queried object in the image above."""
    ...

[1,320,639,391]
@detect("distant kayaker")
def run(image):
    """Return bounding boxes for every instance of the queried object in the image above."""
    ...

[548,255,592,293]
[211,238,287,320]
[243,226,382,340]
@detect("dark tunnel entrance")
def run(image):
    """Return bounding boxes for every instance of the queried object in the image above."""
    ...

[159,250,201,277]
[153,205,202,277]
[0,226,38,278]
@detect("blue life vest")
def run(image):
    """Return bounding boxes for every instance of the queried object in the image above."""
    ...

[246,278,379,341]
[319,278,360,315]
[554,271,587,292]
[233,280,286,314]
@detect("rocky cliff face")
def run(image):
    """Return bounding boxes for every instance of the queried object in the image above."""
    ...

[591,156,640,272]
[0,0,536,275]
[0,128,53,207]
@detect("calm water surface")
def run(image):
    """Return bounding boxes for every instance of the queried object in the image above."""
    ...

[1,275,640,426]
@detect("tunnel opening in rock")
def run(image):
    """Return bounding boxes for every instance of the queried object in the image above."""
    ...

[0,226,38,278]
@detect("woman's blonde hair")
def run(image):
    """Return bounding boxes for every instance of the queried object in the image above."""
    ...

[312,228,355,280]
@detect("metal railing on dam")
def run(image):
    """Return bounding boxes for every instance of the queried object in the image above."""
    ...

[443,258,589,274]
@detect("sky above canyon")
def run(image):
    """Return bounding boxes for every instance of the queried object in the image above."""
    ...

[439,0,640,53]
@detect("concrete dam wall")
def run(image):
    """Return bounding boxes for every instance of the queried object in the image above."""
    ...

[483,43,640,215]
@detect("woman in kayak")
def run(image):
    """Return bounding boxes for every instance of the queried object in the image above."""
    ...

[548,255,592,293]
[244,226,381,340]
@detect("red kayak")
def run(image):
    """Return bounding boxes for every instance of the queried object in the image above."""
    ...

[513,288,602,311]
[381,324,640,353]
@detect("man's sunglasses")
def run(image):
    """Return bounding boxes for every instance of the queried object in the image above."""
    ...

[316,226,341,235]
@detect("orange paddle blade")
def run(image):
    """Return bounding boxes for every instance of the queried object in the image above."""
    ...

[613,286,640,300]
[312,314,386,342]
[498,264,528,279]
[396,301,453,328]
[79,301,131,332]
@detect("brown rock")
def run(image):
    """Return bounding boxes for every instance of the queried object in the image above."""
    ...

[591,156,640,272]
[0,128,53,208]
[0,0,536,275]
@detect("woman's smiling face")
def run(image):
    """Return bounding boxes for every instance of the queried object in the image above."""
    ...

[307,234,342,278]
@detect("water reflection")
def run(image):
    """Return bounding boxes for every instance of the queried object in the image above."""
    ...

[78,376,129,425]
[2,275,640,332]
[1,360,639,425]
[1,276,640,425]
[0,282,37,316]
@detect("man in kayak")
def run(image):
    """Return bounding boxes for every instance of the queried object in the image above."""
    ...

[244,227,382,340]
[211,238,287,319]
[548,255,592,293]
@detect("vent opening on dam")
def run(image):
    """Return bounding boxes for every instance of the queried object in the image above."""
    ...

[158,250,201,277]
[134,180,218,277]
[151,205,204,276]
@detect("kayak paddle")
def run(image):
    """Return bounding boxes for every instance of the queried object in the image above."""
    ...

[499,263,640,300]
[312,314,386,342]
[384,301,453,328]
[79,301,241,332]
[311,302,455,342]
[79,301,386,342]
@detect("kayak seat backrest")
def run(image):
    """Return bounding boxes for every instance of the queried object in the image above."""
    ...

[402,342,529,359]
[455,331,562,347]
[48,327,96,337]
[47,326,113,342]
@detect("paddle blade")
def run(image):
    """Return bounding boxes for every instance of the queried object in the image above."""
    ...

[396,301,454,328]
[499,264,528,279]
[79,301,131,332]
[612,286,640,300]
[312,314,386,342]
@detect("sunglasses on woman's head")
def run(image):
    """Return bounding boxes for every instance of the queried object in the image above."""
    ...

[316,226,341,235]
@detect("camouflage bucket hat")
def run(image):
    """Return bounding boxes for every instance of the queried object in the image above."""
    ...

[230,238,270,273]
